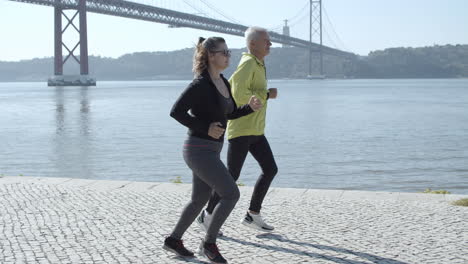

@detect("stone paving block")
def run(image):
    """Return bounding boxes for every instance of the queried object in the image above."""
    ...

[150,182,192,192]
[85,180,132,191]
[37,177,74,185]
[0,176,41,185]
[121,181,160,192]
[0,176,73,186]
[340,190,399,201]
[398,192,446,202]
[444,194,468,202]
[302,188,344,200]
[266,187,308,199]
[1,176,467,264]
[56,178,99,188]
[238,185,255,195]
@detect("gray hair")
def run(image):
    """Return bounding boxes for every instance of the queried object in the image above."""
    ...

[245,26,268,49]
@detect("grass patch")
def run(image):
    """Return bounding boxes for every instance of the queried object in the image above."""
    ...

[237,181,245,187]
[0,174,23,178]
[452,198,468,207]
[421,188,451,194]
[170,176,183,184]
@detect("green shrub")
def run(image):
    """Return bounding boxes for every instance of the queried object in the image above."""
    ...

[452,198,468,207]
[170,176,183,184]
[421,188,451,194]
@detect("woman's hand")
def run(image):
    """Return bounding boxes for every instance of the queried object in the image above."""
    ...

[208,122,225,139]
[248,96,263,111]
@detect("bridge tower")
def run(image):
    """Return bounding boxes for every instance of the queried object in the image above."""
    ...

[308,0,324,79]
[48,0,95,86]
[282,20,290,48]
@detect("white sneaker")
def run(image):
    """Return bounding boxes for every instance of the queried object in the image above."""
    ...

[196,210,210,232]
[241,211,274,232]
[196,210,223,237]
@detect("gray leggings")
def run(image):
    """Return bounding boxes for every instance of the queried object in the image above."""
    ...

[170,136,240,243]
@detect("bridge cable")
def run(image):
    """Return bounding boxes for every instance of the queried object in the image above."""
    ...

[268,0,310,32]
[195,0,244,24]
[322,5,349,52]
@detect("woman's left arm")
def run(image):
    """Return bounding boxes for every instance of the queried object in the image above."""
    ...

[225,77,262,120]
[227,95,263,120]
[227,101,254,120]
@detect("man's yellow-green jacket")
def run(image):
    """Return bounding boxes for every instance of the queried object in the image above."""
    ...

[227,53,269,140]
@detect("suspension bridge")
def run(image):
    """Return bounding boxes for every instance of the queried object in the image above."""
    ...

[6,0,355,85]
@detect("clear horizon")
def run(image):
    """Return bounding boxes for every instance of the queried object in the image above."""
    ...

[1,0,467,62]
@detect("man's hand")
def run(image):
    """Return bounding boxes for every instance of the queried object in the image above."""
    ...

[208,122,225,139]
[268,88,278,99]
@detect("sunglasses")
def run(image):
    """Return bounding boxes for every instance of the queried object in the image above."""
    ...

[212,49,231,57]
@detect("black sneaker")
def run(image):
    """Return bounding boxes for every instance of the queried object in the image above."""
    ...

[199,239,228,264]
[162,236,194,258]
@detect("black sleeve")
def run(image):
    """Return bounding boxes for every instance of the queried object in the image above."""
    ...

[169,81,209,134]
[226,99,254,120]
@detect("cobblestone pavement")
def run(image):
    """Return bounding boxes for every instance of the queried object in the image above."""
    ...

[1,176,467,264]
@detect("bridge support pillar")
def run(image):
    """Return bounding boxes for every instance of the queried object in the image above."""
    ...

[308,0,324,79]
[48,0,96,86]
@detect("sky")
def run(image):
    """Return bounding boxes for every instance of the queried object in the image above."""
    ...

[0,0,467,61]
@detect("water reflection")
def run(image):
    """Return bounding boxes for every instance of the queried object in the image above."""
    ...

[80,86,90,135]
[53,86,93,178]
[55,86,65,134]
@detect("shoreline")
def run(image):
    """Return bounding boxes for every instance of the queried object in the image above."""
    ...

[1,175,466,202]
[2,77,468,83]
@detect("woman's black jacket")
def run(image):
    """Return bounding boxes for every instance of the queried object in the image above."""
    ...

[170,70,253,142]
